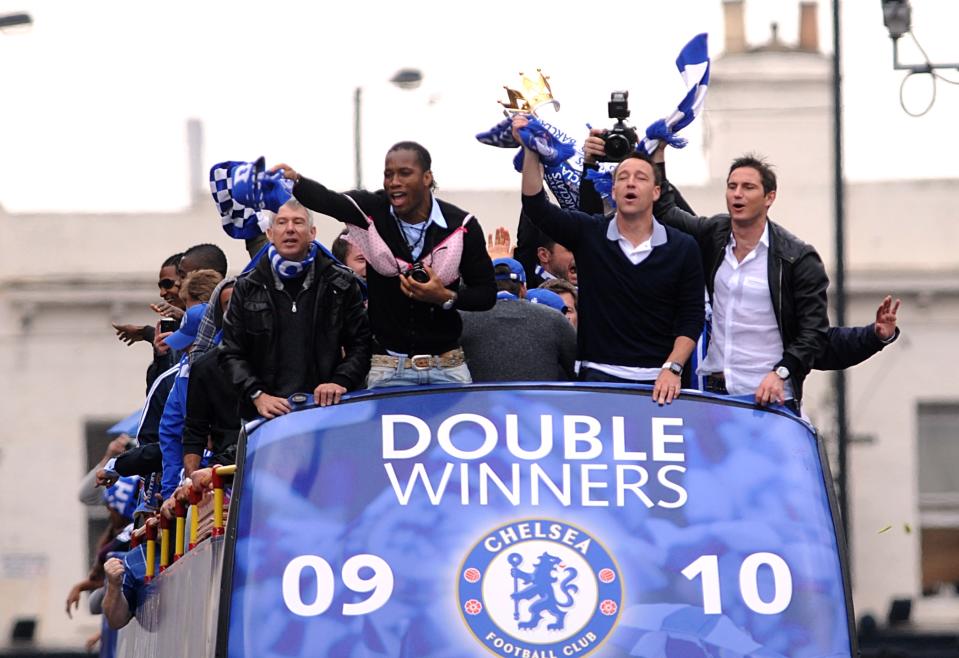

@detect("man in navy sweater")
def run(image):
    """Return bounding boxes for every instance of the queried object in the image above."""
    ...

[512,115,704,404]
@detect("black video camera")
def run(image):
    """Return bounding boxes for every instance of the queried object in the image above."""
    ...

[599,91,638,163]
[405,262,431,284]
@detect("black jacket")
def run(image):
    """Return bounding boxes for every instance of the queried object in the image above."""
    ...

[182,348,239,465]
[292,178,496,355]
[653,178,829,403]
[219,252,371,418]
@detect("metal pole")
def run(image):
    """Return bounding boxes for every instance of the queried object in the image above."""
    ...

[353,86,362,190]
[831,0,850,544]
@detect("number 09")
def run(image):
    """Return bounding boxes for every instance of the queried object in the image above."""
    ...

[282,554,394,617]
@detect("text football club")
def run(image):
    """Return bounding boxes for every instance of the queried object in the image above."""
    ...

[459,519,622,658]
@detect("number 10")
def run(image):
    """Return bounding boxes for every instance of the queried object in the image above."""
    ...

[681,552,792,615]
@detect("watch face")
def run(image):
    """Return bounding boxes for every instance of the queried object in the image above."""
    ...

[776,367,790,379]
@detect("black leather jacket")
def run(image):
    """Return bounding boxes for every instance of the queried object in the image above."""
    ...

[655,179,829,403]
[219,253,371,418]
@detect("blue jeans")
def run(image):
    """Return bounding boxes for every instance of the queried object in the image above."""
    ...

[367,361,472,388]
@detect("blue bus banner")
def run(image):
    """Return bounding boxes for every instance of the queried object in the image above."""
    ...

[226,386,852,658]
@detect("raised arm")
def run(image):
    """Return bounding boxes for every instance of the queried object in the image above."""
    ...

[512,115,594,251]
[270,163,372,229]
[814,296,901,371]
[650,146,713,239]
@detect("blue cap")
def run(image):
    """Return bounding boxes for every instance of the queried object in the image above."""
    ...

[492,257,526,284]
[526,288,567,314]
[163,303,208,351]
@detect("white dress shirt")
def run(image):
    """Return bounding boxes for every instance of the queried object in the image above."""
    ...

[699,224,794,398]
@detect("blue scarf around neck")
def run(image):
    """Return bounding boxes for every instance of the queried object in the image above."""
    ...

[268,242,318,280]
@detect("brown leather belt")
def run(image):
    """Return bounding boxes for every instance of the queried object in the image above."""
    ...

[371,348,466,371]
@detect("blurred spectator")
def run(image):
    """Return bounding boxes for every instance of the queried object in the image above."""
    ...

[532,237,577,288]
[112,252,184,347]
[190,276,237,362]
[460,259,576,382]
[65,477,136,620]
[516,114,704,406]
[101,518,155,630]
[526,288,568,314]
[112,253,184,393]
[159,299,215,500]
[331,229,367,280]
[270,142,495,388]
[220,199,371,419]
[182,281,238,476]
[177,243,228,280]
[79,436,131,506]
[538,278,578,329]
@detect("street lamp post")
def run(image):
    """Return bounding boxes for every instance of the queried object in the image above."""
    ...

[353,68,423,190]
[0,12,32,30]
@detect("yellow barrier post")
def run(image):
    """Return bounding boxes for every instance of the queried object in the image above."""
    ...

[212,466,225,537]
[212,465,236,538]
[188,488,201,550]
[174,500,186,562]
[144,521,156,583]
[159,515,171,573]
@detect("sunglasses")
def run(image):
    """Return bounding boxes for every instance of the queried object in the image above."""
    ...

[158,278,178,290]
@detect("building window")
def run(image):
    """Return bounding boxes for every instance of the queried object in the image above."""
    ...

[917,402,959,594]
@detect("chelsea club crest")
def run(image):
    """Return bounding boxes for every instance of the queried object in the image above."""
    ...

[458,519,622,658]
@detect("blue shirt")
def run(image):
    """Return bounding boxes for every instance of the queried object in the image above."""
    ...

[158,354,191,499]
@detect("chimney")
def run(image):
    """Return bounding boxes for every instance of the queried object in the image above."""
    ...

[186,118,204,205]
[723,0,747,54]
[799,1,819,52]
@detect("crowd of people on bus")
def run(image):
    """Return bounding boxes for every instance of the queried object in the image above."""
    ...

[67,118,902,651]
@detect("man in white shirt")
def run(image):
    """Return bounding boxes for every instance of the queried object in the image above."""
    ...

[652,151,830,411]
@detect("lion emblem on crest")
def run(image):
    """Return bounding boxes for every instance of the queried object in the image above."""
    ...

[508,552,579,631]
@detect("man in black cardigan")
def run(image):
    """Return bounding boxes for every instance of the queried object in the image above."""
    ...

[512,115,704,405]
[270,142,495,387]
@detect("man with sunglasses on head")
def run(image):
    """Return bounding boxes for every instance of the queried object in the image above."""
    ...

[270,141,495,388]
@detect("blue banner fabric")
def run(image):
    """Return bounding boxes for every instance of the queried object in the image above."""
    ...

[227,386,851,658]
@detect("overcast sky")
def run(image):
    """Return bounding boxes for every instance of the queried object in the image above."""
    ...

[0,0,956,213]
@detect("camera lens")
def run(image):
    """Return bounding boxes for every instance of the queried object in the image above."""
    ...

[604,134,633,161]
[410,268,430,284]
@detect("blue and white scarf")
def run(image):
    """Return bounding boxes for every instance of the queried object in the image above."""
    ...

[269,241,318,280]
[588,34,711,204]
[209,156,294,239]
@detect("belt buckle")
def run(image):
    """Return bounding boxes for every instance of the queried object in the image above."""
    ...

[410,354,433,371]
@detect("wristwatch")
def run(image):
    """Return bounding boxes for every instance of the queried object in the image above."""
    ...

[774,366,790,380]
[250,389,264,401]
[441,291,458,310]
[662,361,683,376]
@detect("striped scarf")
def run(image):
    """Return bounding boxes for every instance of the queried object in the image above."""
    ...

[268,242,318,280]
